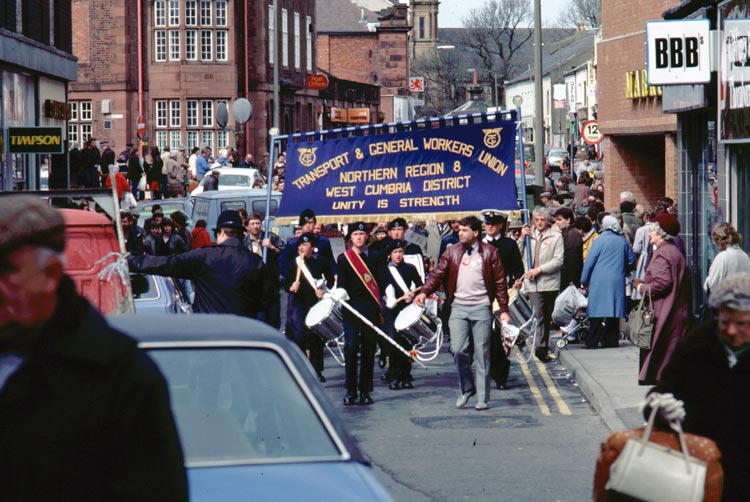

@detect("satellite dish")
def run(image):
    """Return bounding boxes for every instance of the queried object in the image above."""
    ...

[216,103,228,129]
[232,98,252,124]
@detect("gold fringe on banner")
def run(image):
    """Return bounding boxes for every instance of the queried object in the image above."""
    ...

[275,209,524,226]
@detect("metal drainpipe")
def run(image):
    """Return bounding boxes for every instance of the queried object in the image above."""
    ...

[244,0,250,156]
[137,0,144,125]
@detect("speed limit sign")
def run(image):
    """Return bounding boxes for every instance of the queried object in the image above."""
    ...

[581,120,604,145]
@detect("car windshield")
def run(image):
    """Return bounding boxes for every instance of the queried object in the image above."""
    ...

[220,174,252,187]
[141,202,186,213]
[148,348,341,466]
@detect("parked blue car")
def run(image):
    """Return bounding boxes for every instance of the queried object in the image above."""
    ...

[131,274,192,314]
[107,315,393,502]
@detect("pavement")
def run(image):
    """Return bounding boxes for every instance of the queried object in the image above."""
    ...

[554,336,649,431]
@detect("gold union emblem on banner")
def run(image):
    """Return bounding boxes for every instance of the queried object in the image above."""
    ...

[482,128,503,149]
[298,147,317,167]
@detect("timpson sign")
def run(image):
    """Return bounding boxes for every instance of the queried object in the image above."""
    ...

[7,127,64,154]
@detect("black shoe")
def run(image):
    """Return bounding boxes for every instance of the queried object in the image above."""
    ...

[380,372,392,382]
[535,348,552,363]
[343,394,356,405]
[318,373,326,383]
[359,392,374,405]
[378,357,387,369]
[400,381,414,389]
[496,381,508,390]
[389,380,401,390]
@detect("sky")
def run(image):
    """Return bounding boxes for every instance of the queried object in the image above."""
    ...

[439,0,569,28]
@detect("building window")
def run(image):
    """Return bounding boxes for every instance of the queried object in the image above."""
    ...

[168,0,179,26]
[70,101,78,121]
[217,130,228,150]
[419,17,424,39]
[170,100,181,127]
[187,130,199,150]
[185,0,197,25]
[201,31,212,60]
[80,124,92,142]
[200,0,211,25]
[268,5,275,64]
[170,130,182,149]
[154,0,166,26]
[216,0,227,26]
[68,124,78,145]
[156,131,167,150]
[80,101,92,121]
[201,101,213,127]
[216,30,227,61]
[281,9,288,67]
[155,30,166,61]
[306,16,312,72]
[294,12,300,70]
[186,30,197,60]
[156,100,168,128]
[169,30,180,61]
[186,100,198,127]
[201,130,213,150]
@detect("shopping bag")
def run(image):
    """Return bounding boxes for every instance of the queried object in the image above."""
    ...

[123,191,137,210]
[138,173,147,192]
[626,284,654,349]
[552,285,586,324]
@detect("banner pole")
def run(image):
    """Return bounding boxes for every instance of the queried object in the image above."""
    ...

[516,106,532,268]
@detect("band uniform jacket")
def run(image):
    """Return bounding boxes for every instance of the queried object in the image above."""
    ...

[337,249,380,310]
[378,260,424,309]
[128,237,271,317]
[422,241,510,314]
[484,234,525,284]
[284,255,334,308]
[280,234,337,281]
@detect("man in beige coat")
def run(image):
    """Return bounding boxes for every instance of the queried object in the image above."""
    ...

[516,207,564,362]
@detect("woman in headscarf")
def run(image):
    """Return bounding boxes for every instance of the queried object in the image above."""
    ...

[633,213,690,385]
[580,215,636,348]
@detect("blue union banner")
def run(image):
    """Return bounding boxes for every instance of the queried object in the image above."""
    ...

[276,120,519,224]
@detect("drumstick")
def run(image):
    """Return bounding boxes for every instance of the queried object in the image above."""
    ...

[295,255,302,283]
[395,286,422,304]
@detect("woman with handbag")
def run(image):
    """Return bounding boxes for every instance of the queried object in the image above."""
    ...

[639,273,750,502]
[633,213,690,385]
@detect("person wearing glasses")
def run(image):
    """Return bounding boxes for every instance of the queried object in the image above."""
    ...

[128,210,272,317]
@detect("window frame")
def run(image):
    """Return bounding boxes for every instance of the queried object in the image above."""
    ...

[154,0,166,27]
[185,30,197,61]
[201,30,213,61]
[185,0,197,26]
[155,30,167,62]
[294,12,300,70]
[156,100,168,128]
[169,100,181,128]
[186,100,199,127]
[168,0,180,26]
[281,8,288,67]
[215,30,227,61]
[306,16,312,72]
[169,30,181,61]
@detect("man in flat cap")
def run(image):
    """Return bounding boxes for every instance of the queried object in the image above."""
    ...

[284,232,334,382]
[128,209,272,317]
[338,221,381,405]
[0,196,187,501]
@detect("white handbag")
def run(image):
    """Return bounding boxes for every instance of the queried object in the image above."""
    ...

[606,407,707,502]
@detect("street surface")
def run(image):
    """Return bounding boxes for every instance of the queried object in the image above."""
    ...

[320,347,609,501]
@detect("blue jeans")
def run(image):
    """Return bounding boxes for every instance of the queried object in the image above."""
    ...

[449,302,492,402]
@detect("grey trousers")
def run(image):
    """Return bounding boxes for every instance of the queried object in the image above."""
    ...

[449,302,492,402]
[527,290,558,348]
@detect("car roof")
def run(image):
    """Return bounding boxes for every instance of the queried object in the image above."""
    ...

[216,168,258,175]
[192,189,282,199]
[106,314,365,461]
[61,208,112,226]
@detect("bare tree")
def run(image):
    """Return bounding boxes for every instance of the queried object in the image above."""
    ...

[557,0,601,28]
[461,0,533,104]
[411,48,467,117]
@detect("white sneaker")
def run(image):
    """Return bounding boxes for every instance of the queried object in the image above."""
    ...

[455,389,476,408]
[475,401,489,411]
[560,319,579,335]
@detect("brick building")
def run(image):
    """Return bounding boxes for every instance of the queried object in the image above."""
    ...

[597,0,680,207]
[1,1,76,190]
[317,1,411,124]
[70,0,321,161]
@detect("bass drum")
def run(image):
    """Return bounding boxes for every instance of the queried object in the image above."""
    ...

[394,303,440,347]
[305,298,343,342]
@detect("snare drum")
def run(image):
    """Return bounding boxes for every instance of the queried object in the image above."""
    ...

[305,298,343,342]
[394,303,440,347]
[509,290,533,327]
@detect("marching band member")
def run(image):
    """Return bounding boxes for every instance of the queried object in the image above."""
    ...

[378,239,424,390]
[284,232,333,383]
[415,216,510,411]
[483,210,525,389]
[337,222,381,405]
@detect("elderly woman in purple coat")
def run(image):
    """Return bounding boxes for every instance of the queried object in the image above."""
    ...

[633,212,690,385]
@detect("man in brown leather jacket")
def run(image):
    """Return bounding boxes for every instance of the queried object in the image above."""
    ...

[416,216,511,410]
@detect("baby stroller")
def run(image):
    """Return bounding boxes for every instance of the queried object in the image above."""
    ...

[555,307,590,349]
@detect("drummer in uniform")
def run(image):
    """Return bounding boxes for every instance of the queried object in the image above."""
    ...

[482,210,525,390]
[337,222,381,405]
[374,217,424,376]
[284,232,334,383]
[378,239,423,390]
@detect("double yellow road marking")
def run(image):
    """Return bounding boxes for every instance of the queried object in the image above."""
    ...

[519,358,572,416]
